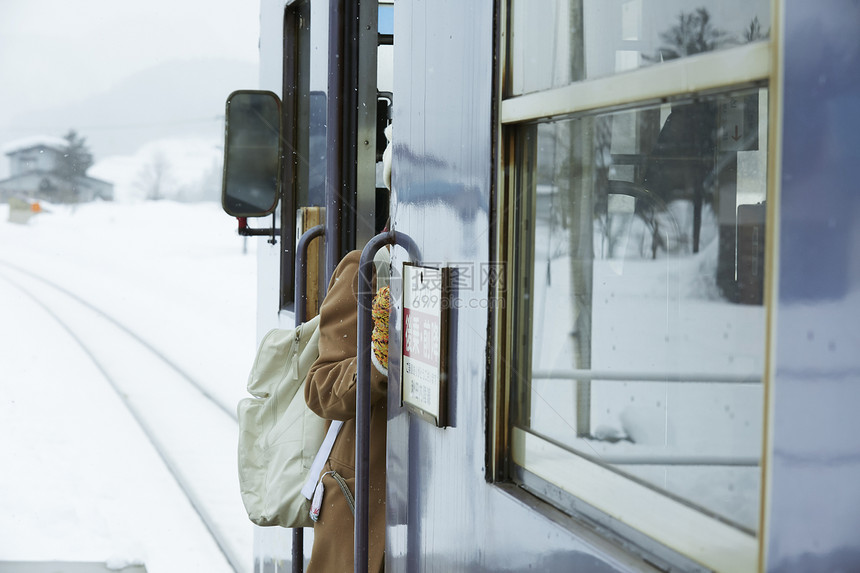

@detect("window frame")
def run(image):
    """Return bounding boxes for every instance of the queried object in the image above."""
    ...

[278,1,308,310]
[491,2,781,571]
[279,0,330,312]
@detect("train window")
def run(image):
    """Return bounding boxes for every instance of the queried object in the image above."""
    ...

[378,2,394,36]
[280,0,328,309]
[498,2,773,571]
[509,0,770,96]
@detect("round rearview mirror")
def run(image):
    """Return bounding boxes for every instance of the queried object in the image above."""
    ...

[222,90,283,217]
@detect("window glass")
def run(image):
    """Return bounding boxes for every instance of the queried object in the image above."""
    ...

[378,3,394,36]
[509,0,770,95]
[280,0,329,309]
[511,87,768,532]
[296,0,328,208]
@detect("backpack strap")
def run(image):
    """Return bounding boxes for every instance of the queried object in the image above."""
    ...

[301,420,343,499]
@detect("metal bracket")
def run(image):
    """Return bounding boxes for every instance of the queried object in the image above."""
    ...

[236,213,280,244]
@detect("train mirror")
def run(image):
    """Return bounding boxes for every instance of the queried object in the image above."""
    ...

[221,90,283,217]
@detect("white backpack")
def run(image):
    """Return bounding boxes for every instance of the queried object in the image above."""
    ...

[237,315,327,527]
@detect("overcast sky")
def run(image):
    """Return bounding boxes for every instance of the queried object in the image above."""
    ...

[0,0,260,128]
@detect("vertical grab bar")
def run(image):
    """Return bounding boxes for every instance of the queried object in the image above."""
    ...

[296,224,326,327]
[355,231,420,573]
[292,223,325,573]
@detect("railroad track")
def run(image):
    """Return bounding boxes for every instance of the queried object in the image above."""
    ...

[0,260,250,573]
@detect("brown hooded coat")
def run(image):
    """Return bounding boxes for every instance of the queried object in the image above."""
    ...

[304,250,387,573]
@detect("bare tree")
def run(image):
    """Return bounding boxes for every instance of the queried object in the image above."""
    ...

[743,16,769,43]
[136,151,174,201]
[649,7,733,62]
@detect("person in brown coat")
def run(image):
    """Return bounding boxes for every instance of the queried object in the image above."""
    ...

[304,249,388,573]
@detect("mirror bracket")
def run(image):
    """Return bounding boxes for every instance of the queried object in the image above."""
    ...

[236,213,279,245]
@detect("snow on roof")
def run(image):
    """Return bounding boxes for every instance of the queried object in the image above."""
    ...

[2,135,68,155]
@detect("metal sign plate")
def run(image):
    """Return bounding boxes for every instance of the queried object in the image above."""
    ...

[401,263,450,426]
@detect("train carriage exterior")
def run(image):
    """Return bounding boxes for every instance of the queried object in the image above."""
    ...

[223,0,860,571]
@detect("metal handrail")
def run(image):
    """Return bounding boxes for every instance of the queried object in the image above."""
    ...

[292,223,325,573]
[355,230,420,573]
[532,369,761,385]
[296,224,326,327]
[519,426,760,467]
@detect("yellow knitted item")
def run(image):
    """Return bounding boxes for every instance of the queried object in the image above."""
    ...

[371,286,390,370]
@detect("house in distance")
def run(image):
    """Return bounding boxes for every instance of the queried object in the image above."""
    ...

[0,134,114,204]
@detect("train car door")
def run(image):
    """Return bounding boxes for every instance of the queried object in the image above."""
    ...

[223,0,393,570]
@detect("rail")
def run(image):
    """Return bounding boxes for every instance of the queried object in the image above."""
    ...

[532,369,761,385]
[290,224,326,573]
[0,261,245,573]
[355,230,420,573]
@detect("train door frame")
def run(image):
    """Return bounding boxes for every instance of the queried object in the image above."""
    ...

[247,0,392,570]
[252,0,386,318]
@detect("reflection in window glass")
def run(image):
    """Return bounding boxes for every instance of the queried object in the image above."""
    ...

[280,0,328,309]
[512,87,768,532]
[509,0,770,95]
[295,0,329,207]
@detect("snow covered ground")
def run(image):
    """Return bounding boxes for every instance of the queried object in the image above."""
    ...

[0,198,259,572]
